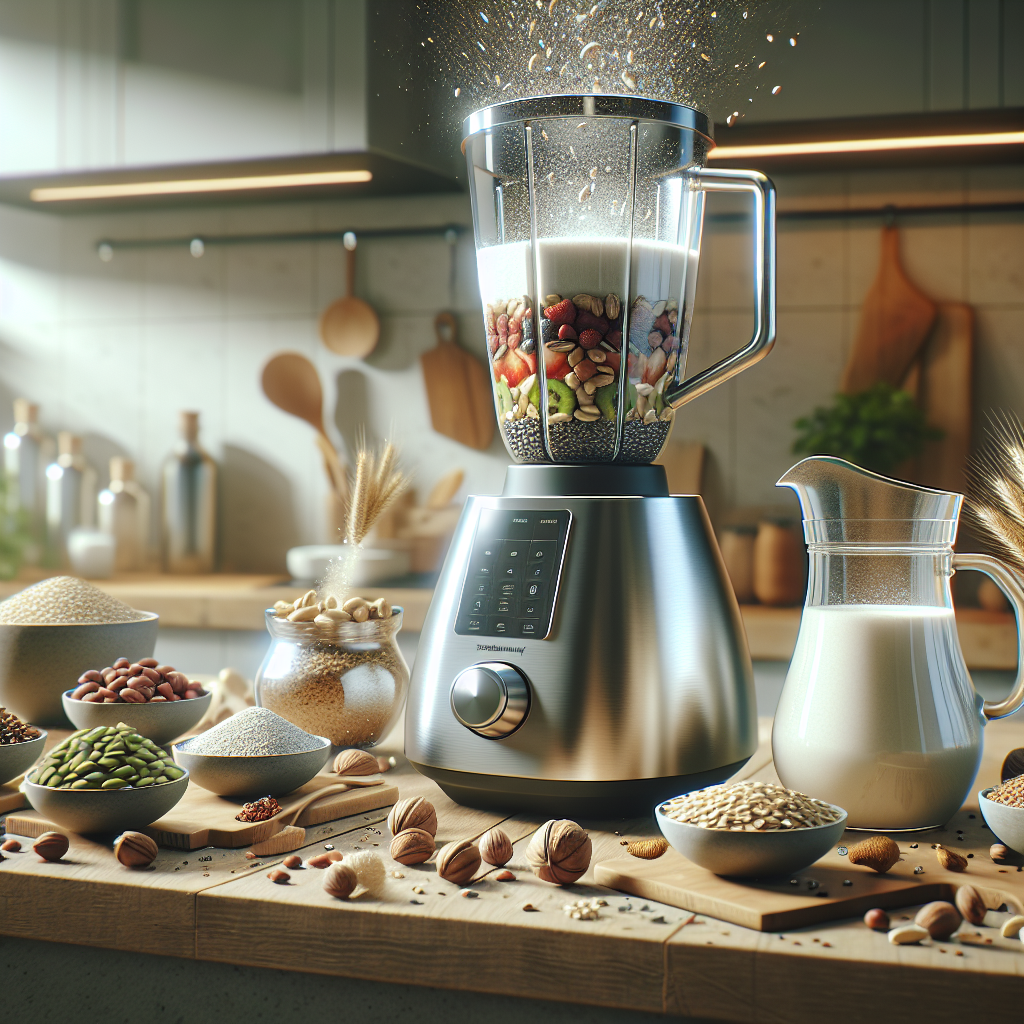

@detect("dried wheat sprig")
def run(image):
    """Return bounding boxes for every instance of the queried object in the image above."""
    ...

[344,440,408,547]
[965,411,1024,573]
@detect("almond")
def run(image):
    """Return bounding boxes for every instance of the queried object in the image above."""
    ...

[847,835,900,873]
[936,845,968,873]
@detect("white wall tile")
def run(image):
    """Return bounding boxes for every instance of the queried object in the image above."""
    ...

[967,217,1024,306]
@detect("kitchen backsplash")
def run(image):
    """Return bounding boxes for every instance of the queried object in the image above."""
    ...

[0,165,1020,571]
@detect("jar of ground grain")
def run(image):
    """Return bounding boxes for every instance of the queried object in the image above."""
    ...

[253,606,408,748]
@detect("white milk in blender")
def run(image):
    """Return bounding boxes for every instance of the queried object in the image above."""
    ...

[772,604,984,830]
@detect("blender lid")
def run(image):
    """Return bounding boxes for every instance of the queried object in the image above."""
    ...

[462,94,714,145]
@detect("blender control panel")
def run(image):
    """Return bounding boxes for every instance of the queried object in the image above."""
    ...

[454,509,571,640]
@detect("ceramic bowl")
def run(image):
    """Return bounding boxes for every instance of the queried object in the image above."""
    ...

[655,800,849,877]
[979,788,1024,855]
[0,731,47,786]
[62,689,211,747]
[171,735,331,798]
[0,615,160,726]
[22,771,188,834]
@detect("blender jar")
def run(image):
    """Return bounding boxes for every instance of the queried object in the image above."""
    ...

[463,94,776,465]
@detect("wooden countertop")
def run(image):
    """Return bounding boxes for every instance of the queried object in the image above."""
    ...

[1,717,1021,1021]
[0,573,1018,668]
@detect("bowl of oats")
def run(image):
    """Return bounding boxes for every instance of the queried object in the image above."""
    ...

[656,780,847,877]
[0,577,158,726]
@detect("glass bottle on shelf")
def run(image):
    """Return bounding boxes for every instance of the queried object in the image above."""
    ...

[98,456,151,572]
[46,432,98,560]
[3,399,55,563]
[161,411,216,574]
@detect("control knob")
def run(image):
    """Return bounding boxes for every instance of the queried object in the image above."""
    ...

[450,662,530,738]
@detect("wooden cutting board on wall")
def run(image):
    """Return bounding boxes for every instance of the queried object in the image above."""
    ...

[840,226,937,394]
[902,302,974,493]
[421,312,495,451]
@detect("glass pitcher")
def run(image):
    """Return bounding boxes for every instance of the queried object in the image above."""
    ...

[772,457,1024,831]
[463,95,776,465]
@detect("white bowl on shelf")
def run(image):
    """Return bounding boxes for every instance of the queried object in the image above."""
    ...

[286,545,410,586]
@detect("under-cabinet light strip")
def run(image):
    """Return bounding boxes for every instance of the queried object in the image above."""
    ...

[30,169,374,203]
[708,130,1024,160]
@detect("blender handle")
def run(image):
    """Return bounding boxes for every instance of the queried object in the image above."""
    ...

[952,551,1024,720]
[665,168,777,410]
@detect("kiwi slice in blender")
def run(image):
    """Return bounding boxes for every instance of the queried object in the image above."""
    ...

[496,380,515,418]
[545,379,576,416]
[595,383,617,421]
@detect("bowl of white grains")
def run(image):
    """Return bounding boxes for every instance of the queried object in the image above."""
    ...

[0,577,158,727]
[979,778,1024,856]
[655,780,848,877]
[172,707,330,798]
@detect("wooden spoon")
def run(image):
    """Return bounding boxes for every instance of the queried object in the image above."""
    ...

[319,238,380,358]
[840,225,937,394]
[261,351,347,501]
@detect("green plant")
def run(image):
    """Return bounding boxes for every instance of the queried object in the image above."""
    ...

[792,383,942,475]
[0,473,32,580]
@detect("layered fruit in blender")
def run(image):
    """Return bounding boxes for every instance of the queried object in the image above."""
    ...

[478,237,690,464]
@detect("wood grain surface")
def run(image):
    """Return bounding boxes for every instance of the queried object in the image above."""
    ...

[2,716,1022,1022]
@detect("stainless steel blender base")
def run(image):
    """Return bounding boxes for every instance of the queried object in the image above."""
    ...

[409,759,751,818]
[405,466,758,816]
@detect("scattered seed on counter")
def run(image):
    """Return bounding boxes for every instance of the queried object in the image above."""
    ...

[180,707,321,757]
[496,870,516,881]
[0,576,146,624]
[267,869,290,884]
[563,897,606,920]
[235,795,282,823]
[1,839,21,852]
[460,889,480,899]
[282,855,303,869]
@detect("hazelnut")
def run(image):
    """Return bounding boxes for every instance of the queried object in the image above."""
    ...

[989,843,1009,863]
[478,827,513,867]
[935,845,968,873]
[390,828,435,865]
[436,839,481,885]
[282,855,303,869]
[863,908,890,931]
[113,831,158,868]
[323,862,358,899]
[914,901,961,940]
[1,839,21,852]
[526,819,592,885]
[33,831,69,862]
[847,835,900,873]
[387,796,437,837]
[954,884,987,925]
[333,749,380,776]
[267,869,290,884]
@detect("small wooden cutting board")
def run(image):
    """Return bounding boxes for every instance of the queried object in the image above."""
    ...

[8,774,399,851]
[595,844,1021,932]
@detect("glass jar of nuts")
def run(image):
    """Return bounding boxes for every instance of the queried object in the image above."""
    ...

[254,593,409,748]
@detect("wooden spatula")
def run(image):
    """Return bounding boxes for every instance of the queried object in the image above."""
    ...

[840,225,937,393]
[420,312,495,450]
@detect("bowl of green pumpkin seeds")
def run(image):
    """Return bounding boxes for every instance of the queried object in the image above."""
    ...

[24,722,188,833]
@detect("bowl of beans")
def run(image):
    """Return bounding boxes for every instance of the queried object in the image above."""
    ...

[655,780,848,877]
[62,659,211,746]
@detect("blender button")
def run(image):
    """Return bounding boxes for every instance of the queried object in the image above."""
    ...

[499,582,518,597]
[474,565,493,578]
[526,563,551,581]
[497,563,518,579]
[463,617,484,633]
[525,582,543,599]
[490,617,512,634]
[500,541,527,563]
[469,597,487,614]
[519,619,540,637]
[470,580,490,596]
[495,598,513,614]
[521,602,542,617]
[528,540,557,561]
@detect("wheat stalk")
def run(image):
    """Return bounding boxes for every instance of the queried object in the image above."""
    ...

[965,411,1024,573]
[344,440,408,548]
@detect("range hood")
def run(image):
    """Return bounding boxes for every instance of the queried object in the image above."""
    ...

[0,1,461,209]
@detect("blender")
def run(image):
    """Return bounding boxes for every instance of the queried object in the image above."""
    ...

[405,95,777,814]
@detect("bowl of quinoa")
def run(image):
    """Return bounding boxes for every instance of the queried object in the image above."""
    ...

[979,777,1024,856]
[0,576,158,726]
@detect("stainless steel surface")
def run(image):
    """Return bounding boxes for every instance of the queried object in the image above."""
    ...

[462,94,713,145]
[664,168,777,410]
[406,492,757,785]
[778,456,962,545]
[450,662,530,738]
[502,464,669,497]
[161,412,217,574]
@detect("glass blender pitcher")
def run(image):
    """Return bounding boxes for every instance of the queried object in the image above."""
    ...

[773,457,1024,831]
[463,94,775,464]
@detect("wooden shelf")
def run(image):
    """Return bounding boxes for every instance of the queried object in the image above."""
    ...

[1,716,1021,1021]
[742,605,1019,671]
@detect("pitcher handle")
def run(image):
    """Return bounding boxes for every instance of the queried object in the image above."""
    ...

[664,168,777,410]
[952,552,1024,719]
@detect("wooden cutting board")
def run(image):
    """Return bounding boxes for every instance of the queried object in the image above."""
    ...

[421,312,495,451]
[840,226,937,394]
[903,302,974,493]
[595,845,1022,932]
[8,774,399,851]
[0,779,25,814]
